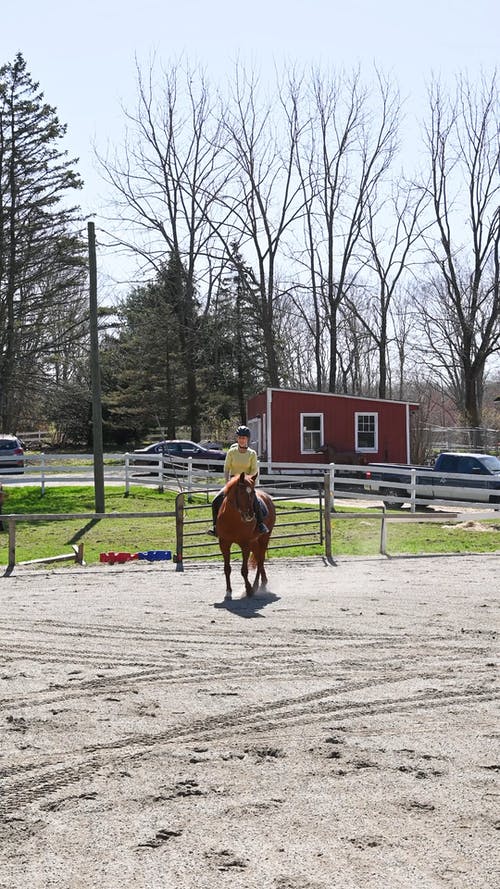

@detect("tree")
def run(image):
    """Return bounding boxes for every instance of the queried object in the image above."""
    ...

[98,60,226,441]
[0,53,84,430]
[292,67,400,393]
[215,65,306,387]
[418,72,500,437]
[350,183,428,398]
[101,269,185,443]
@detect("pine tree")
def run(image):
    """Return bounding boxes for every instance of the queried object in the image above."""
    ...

[0,53,85,430]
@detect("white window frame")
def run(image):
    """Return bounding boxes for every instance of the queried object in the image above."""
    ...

[355,412,378,452]
[300,412,324,453]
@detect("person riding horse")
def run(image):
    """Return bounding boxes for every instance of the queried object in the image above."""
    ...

[208,425,269,536]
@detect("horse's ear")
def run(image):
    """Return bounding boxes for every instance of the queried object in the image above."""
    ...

[250,473,258,483]
[239,472,246,482]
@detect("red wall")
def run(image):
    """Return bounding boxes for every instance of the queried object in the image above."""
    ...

[248,389,412,464]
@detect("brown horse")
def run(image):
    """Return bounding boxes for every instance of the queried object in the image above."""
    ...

[216,472,275,599]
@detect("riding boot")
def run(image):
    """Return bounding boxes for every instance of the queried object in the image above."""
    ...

[207,501,218,536]
[254,497,269,534]
[208,492,223,536]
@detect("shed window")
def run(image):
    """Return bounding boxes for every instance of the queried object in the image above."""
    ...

[355,413,378,451]
[301,413,323,452]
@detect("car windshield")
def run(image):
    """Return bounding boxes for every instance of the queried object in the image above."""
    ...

[0,440,17,450]
[482,455,500,472]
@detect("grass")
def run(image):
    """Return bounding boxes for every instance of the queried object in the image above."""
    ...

[1,486,500,568]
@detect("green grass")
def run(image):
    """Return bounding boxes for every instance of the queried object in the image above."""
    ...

[1,486,499,568]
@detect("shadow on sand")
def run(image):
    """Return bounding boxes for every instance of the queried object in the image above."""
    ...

[213,588,280,618]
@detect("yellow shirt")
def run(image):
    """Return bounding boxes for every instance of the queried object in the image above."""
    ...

[224,444,258,481]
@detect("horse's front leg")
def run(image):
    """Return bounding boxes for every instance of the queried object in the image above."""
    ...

[220,541,232,599]
[240,545,253,597]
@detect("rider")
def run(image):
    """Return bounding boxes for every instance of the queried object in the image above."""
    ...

[208,425,269,536]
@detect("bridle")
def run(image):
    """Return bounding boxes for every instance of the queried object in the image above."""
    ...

[232,476,255,524]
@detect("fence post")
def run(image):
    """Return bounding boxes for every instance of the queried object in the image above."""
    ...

[175,492,185,572]
[319,484,323,545]
[329,462,336,511]
[8,517,16,570]
[323,473,333,562]
[124,453,130,496]
[379,505,387,554]
[157,455,164,493]
[410,468,417,513]
[41,453,46,496]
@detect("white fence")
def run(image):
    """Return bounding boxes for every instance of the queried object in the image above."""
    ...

[1,452,500,513]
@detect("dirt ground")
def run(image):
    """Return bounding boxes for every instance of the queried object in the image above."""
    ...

[0,553,499,889]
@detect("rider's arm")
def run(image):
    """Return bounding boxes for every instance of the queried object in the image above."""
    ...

[249,450,258,478]
[224,450,233,482]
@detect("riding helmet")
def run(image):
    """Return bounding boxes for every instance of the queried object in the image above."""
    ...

[236,425,251,438]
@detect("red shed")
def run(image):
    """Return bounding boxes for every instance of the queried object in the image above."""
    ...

[246,388,418,469]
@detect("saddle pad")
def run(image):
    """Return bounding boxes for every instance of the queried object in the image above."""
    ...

[256,495,268,518]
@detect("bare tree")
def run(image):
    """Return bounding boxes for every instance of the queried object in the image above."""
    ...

[98,59,226,440]
[389,289,420,400]
[292,67,400,393]
[215,65,307,386]
[418,71,500,437]
[349,183,429,397]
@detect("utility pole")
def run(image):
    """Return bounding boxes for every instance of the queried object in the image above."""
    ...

[88,221,105,514]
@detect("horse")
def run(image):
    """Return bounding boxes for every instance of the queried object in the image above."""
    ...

[216,472,276,600]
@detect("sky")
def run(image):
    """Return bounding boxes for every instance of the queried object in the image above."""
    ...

[2,0,499,297]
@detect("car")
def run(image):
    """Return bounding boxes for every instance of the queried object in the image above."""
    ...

[0,435,25,473]
[199,440,224,451]
[131,439,226,468]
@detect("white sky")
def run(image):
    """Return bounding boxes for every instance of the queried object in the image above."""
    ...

[2,0,499,294]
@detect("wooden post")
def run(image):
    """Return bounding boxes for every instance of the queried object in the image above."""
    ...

[88,221,105,515]
[8,517,16,571]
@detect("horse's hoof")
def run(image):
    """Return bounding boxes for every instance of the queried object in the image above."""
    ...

[225,592,232,601]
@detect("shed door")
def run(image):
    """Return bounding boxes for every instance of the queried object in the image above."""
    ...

[247,418,261,455]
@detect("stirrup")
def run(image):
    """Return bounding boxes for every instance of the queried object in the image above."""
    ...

[257,522,269,534]
[207,528,218,537]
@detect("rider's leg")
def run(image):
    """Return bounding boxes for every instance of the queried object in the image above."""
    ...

[254,494,269,534]
[208,491,224,536]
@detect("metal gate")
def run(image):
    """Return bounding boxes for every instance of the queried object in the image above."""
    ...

[174,475,331,570]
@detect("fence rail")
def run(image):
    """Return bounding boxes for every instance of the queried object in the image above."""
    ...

[2,451,500,513]
[2,454,500,573]
[1,509,176,573]
[2,462,499,572]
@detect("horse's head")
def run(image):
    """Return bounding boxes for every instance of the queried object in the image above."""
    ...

[224,472,257,523]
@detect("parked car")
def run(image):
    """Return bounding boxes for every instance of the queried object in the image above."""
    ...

[0,435,25,473]
[131,440,226,469]
[199,440,225,451]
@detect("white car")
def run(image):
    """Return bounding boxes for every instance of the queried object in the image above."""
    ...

[0,435,25,473]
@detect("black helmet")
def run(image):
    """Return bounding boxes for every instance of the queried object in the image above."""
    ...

[236,425,250,438]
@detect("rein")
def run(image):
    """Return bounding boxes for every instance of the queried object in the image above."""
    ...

[229,477,255,524]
